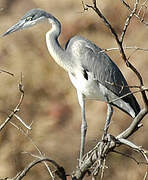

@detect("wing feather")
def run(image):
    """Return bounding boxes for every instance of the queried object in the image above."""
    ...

[66,36,140,116]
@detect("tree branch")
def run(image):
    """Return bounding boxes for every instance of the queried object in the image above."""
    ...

[0,74,31,131]
[120,0,139,43]
[12,157,66,180]
[120,0,148,26]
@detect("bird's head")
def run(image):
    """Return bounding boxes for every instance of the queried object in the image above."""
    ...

[3,9,50,36]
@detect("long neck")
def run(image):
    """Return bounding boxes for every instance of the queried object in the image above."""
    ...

[46,16,72,72]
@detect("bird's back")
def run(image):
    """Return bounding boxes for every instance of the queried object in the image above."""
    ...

[65,36,140,117]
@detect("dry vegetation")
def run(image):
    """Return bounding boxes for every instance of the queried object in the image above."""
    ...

[0,0,148,179]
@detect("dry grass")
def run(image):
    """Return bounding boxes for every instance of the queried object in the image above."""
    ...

[0,0,147,179]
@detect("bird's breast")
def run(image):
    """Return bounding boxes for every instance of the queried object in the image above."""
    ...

[68,71,106,101]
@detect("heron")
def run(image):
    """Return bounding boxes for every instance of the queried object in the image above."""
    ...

[3,9,140,164]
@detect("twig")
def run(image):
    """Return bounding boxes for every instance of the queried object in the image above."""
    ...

[120,0,148,26]
[10,121,55,180]
[138,0,148,24]
[100,46,148,53]
[0,69,14,76]
[12,157,66,180]
[0,75,24,131]
[109,87,148,104]
[13,114,31,130]
[81,1,88,12]
[120,0,139,43]
[143,171,148,180]
[117,108,148,139]
[100,46,148,63]
[117,138,143,150]
[0,74,31,131]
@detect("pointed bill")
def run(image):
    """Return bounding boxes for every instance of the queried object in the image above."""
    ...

[2,20,25,37]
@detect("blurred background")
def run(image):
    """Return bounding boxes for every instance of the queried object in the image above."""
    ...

[0,0,147,179]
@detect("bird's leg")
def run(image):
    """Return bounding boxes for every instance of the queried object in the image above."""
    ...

[77,91,87,166]
[102,96,113,139]
[104,103,113,134]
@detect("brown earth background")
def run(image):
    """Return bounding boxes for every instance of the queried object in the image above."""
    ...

[0,0,148,179]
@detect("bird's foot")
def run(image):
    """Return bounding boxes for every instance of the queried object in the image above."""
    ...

[78,159,83,168]
[102,133,112,143]
[102,128,108,141]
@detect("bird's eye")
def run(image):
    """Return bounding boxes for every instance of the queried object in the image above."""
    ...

[26,16,33,21]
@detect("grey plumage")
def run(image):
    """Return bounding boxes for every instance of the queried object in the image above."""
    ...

[3,9,140,164]
[65,36,140,116]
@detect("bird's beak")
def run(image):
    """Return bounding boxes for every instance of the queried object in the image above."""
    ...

[2,20,25,37]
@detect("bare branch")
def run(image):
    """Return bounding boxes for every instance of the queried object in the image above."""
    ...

[109,87,148,104]
[0,69,14,76]
[120,0,139,43]
[10,121,55,179]
[0,74,26,131]
[143,171,148,180]
[13,114,31,130]
[11,157,66,180]
[117,108,147,139]
[100,46,148,53]
[120,0,148,26]
[0,92,23,131]
[138,0,148,24]
[81,1,88,12]
[100,46,148,63]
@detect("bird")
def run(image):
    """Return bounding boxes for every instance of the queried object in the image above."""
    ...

[3,8,140,164]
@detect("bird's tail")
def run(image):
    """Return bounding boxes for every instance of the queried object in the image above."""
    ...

[112,93,140,118]
[115,94,140,118]
[124,94,141,118]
